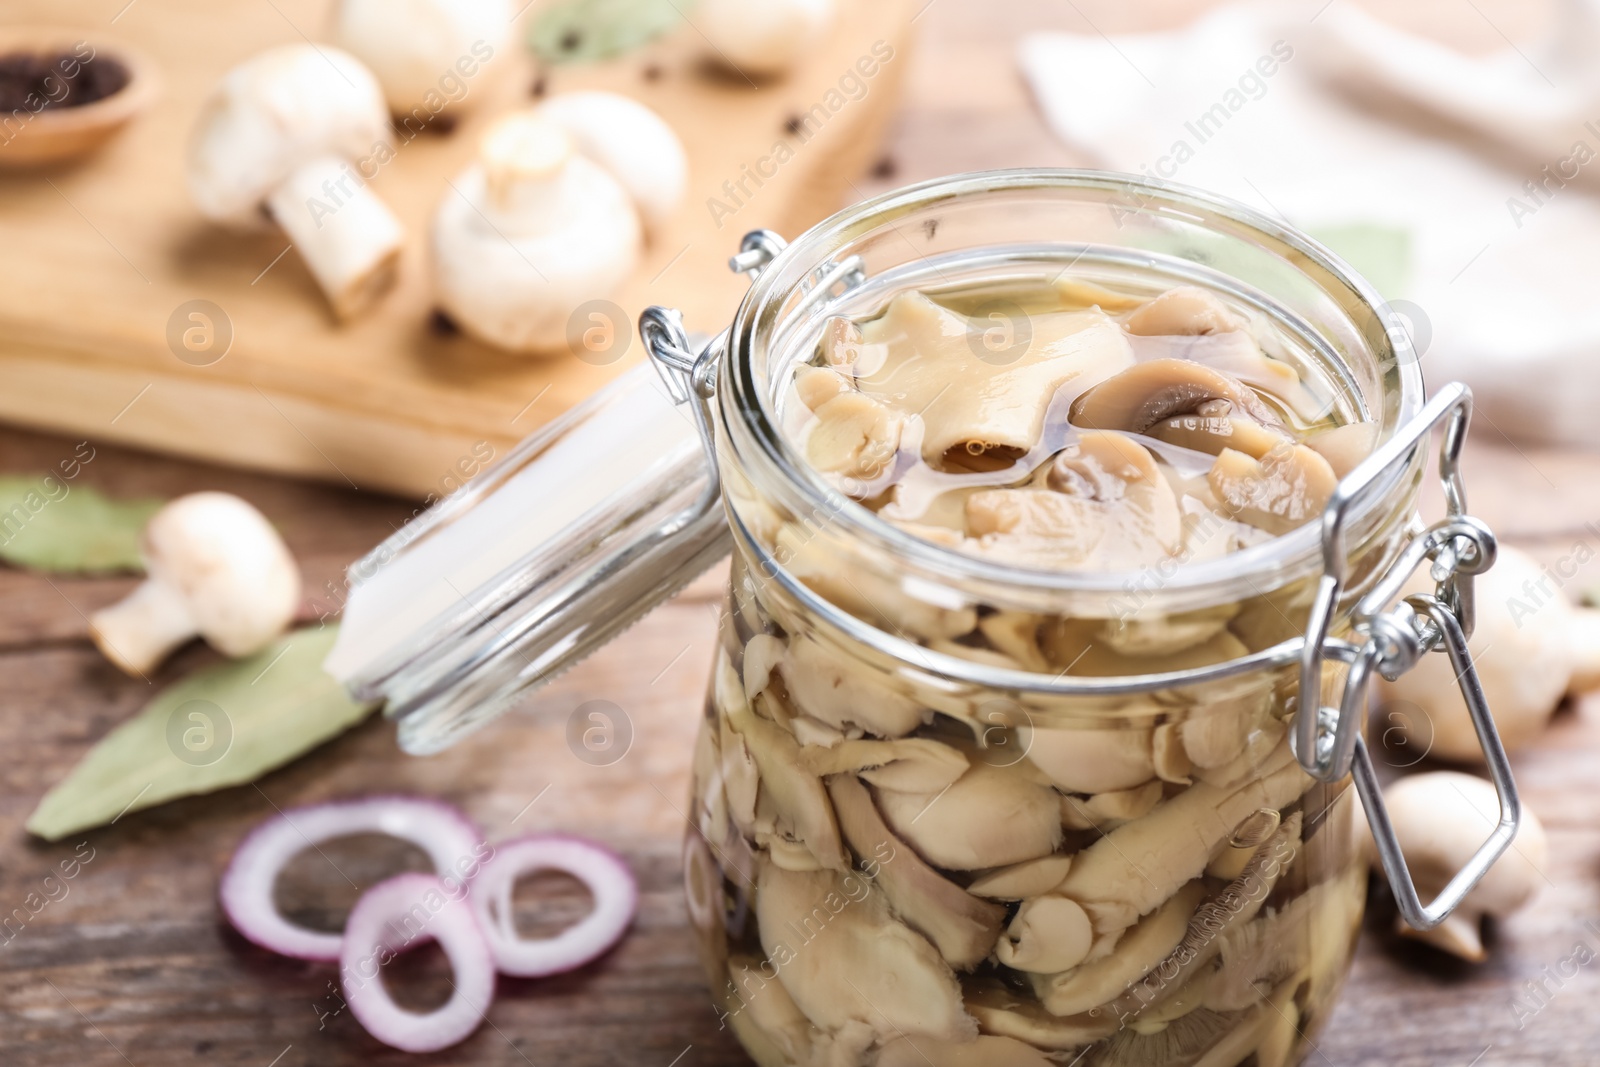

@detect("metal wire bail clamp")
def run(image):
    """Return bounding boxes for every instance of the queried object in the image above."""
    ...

[1295,382,1519,931]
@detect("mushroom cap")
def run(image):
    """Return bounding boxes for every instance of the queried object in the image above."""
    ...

[1124,285,1247,336]
[1381,771,1547,915]
[697,0,836,76]
[963,432,1184,570]
[536,91,687,236]
[141,492,301,658]
[333,0,512,115]
[1019,724,1155,794]
[1380,545,1571,761]
[1069,358,1280,436]
[754,860,977,1044]
[1207,442,1338,537]
[187,44,391,227]
[430,112,642,353]
[875,760,1062,870]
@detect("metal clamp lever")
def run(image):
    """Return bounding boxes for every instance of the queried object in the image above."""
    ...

[638,230,792,527]
[1296,382,1520,931]
[642,228,790,453]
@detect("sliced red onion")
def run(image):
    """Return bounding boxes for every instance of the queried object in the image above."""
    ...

[340,873,496,1053]
[469,834,638,977]
[220,795,486,960]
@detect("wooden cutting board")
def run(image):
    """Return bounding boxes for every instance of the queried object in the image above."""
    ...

[0,0,915,497]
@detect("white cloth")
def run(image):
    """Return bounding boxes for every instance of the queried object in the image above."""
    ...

[1019,2,1600,446]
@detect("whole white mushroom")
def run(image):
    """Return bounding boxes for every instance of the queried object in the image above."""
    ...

[697,0,836,77]
[332,0,511,122]
[187,45,404,320]
[90,493,301,676]
[535,91,687,236]
[1376,771,1548,961]
[1380,545,1600,762]
[429,111,642,353]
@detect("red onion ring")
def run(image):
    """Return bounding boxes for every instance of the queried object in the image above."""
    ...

[469,834,638,977]
[220,795,487,960]
[340,873,496,1053]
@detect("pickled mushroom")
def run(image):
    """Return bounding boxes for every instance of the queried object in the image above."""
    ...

[778,632,929,738]
[877,1034,1054,1067]
[1193,718,1288,789]
[826,774,1005,968]
[1125,286,1247,336]
[803,391,904,480]
[1253,977,1302,1067]
[1306,420,1378,478]
[875,759,1063,870]
[1068,359,1280,437]
[1177,687,1272,769]
[1152,722,1193,784]
[968,854,1076,900]
[1187,337,1332,425]
[1032,882,1207,1017]
[723,954,818,1067]
[820,315,866,369]
[1148,401,1290,460]
[964,433,1183,570]
[1059,781,1164,832]
[742,633,787,703]
[852,292,1136,464]
[1051,740,1310,937]
[1082,1009,1245,1067]
[1020,724,1156,795]
[1041,621,1250,678]
[776,524,978,643]
[1095,603,1240,658]
[754,860,977,1043]
[727,684,848,872]
[715,654,764,836]
[963,984,1119,1051]
[996,894,1095,973]
[1205,877,1362,1013]
[799,737,969,793]
[1107,812,1301,1021]
[794,364,853,410]
[720,718,761,835]
[977,611,1051,672]
[1207,443,1338,537]
[784,278,1364,573]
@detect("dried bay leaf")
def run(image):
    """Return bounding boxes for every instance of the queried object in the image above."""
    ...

[0,475,161,574]
[27,625,377,841]
[529,0,683,64]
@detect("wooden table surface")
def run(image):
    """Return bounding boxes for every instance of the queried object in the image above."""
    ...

[5,2,1599,1066]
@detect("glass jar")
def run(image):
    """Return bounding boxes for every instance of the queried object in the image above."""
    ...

[328,171,1522,1067]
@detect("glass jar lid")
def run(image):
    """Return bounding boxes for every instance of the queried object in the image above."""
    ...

[325,360,729,755]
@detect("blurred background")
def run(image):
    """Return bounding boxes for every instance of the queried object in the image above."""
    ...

[3,1,1598,1065]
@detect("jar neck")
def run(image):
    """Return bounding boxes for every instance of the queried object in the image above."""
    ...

[717,170,1423,637]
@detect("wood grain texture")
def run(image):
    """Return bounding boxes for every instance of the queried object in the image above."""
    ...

[5,1,1599,1065]
[10,433,1600,1067]
[0,0,915,497]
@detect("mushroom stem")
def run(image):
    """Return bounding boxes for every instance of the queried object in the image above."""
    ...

[89,578,197,675]
[266,155,404,320]
[1566,605,1600,694]
[1397,911,1487,962]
